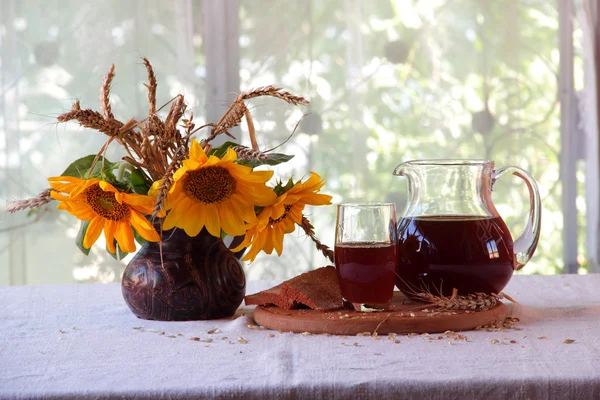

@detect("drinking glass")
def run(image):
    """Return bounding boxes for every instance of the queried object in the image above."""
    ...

[334,203,397,311]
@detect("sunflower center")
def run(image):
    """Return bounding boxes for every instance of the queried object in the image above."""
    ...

[85,185,130,221]
[184,166,236,204]
[270,205,293,225]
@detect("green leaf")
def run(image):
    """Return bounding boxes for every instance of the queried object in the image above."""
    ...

[75,220,91,256]
[61,155,119,180]
[207,141,240,158]
[273,177,295,196]
[129,168,151,194]
[133,229,147,247]
[107,241,129,261]
[237,153,294,168]
[208,142,294,168]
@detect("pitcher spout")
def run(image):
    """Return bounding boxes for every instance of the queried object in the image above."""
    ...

[392,162,410,176]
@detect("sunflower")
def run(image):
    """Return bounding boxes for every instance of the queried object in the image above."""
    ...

[48,176,160,253]
[232,172,332,262]
[160,139,276,238]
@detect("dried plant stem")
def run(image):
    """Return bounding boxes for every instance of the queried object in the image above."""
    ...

[165,95,186,139]
[151,142,188,219]
[413,288,508,312]
[232,146,267,161]
[239,85,309,106]
[58,101,124,137]
[245,108,259,151]
[299,216,334,263]
[142,58,157,115]
[500,292,518,303]
[201,86,308,149]
[6,189,53,213]
[373,313,392,335]
[100,64,115,120]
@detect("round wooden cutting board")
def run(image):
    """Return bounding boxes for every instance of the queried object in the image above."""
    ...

[253,292,507,335]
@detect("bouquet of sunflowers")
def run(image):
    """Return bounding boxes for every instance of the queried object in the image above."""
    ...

[7,59,333,264]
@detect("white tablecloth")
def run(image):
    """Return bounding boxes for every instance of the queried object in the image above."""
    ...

[1,274,600,399]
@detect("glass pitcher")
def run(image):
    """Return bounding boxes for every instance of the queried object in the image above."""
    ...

[393,160,541,297]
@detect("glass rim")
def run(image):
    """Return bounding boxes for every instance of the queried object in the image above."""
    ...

[401,159,493,166]
[337,202,396,208]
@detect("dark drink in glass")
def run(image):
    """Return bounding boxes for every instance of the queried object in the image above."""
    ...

[335,241,397,304]
[335,203,397,309]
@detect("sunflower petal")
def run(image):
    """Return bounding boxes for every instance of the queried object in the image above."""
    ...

[172,165,190,182]
[104,220,117,253]
[219,201,247,237]
[183,202,207,237]
[204,203,221,237]
[162,197,194,230]
[231,230,253,252]
[228,165,273,183]
[182,159,201,171]
[129,210,160,242]
[83,216,104,249]
[220,147,238,163]
[229,195,257,224]
[189,138,208,163]
[148,180,162,197]
[263,229,275,254]
[114,221,136,253]
[123,192,156,213]
[50,191,71,202]
[98,181,118,193]
[48,176,84,193]
[273,223,285,255]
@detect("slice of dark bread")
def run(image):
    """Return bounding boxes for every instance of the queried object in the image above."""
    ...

[244,266,343,311]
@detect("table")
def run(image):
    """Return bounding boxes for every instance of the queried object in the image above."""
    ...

[1,274,600,399]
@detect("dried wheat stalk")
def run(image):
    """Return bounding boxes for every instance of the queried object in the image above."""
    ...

[165,94,186,140]
[299,216,334,263]
[239,85,309,106]
[151,142,188,219]
[58,100,124,137]
[142,58,157,115]
[6,189,53,213]
[201,86,308,149]
[99,64,115,120]
[232,146,267,161]
[413,288,506,311]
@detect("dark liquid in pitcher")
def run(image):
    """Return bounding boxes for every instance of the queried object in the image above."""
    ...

[396,216,515,297]
[335,242,397,304]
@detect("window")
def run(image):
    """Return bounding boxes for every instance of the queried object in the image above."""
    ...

[0,0,591,285]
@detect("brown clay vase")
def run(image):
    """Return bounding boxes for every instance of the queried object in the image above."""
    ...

[121,228,246,321]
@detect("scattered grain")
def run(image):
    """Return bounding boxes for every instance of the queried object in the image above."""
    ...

[564,339,576,344]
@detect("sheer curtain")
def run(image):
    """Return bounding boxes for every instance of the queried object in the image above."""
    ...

[0,0,587,285]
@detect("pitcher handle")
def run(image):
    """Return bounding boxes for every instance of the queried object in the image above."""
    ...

[492,166,542,270]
